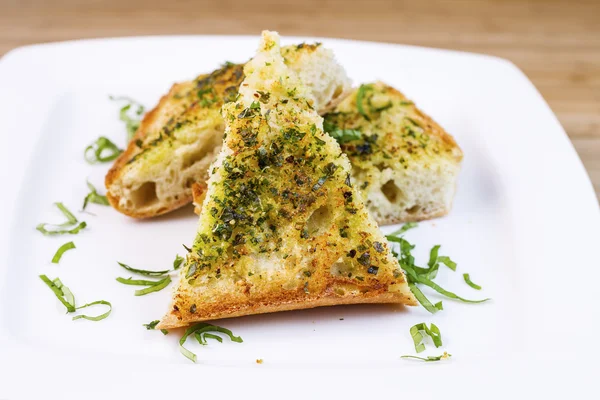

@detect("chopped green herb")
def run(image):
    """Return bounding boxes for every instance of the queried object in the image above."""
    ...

[51,241,76,264]
[84,136,122,164]
[410,323,442,353]
[117,262,170,277]
[72,300,112,321]
[438,256,457,271]
[401,352,451,362]
[116,277,164,286]
[36,203,87,236]
[82,181,109,210]
[173,254,184,270]
[329,128,362,144]
[257,90,270,103]
[418,275,489,304]
[179,323,243,363]
[387,222,418,238]
[110,95,145,141]
[40,275,111,321]
[387,231,489,311]
[408,283,442,314]
[356,84,371,121]
[203,333,223,343]
[323,120,362,143]
[143,320,169,335]
[373,102,393,112]
[143,320,159,329]
[39,275,76,312]
[134,276,171,296]
[463,273,482,290]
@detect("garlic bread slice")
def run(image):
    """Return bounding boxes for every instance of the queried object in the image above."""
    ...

[323,83,463,224]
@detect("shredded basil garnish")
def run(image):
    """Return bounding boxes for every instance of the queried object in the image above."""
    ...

[110,95,145,141]
[84,136,123,164]
[143,320,169,335]
[72,300,112,321]
[410,323,442,353]
[463,273,482,290]
[416,275,489,304]
[51,241,76,264]
[40,275,111,321]
[37,203,87,236]
[387,222,418,237]
[330,128,362,143]
[407,283,443,314]
[144,320,160,329]
[83,181,109,210]
[387,228,489,312]
[356,84,371,121]
[116,277,164,286]
[40,275,76,312]
[401,352,451,362]
[179,323,243,363]
[134,276,171,296]
[117,262,170,277]
[323,120,362,144]
[116,262,173,295]
[173,254,184,270]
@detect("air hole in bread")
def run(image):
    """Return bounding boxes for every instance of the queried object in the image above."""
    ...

[406,205,421,214]
[185,177,196,188]
[374,163,387,172]
[306,205,334,235]
[181,144,211,170]
[330,259,351,277]
[131,181,158,208]
[381,180,404,204]
[332,85,344,99]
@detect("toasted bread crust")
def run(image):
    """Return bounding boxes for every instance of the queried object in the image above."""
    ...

[157,286,414,329]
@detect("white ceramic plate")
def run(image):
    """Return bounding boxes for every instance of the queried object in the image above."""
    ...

[0,36,598,399]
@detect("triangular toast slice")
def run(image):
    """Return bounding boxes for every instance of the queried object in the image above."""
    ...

[105,44,351,218]
[158,31,416,329]
[323,83,463,224]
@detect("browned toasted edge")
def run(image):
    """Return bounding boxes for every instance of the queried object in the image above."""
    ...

[191,182,208,216]
[105,83,197,219]
[374,81,463,164]
[157,288,415,330]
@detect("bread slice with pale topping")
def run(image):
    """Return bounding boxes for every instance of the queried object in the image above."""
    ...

[157,31,416,329]
[323,83,463,224]
[105,43,351,219]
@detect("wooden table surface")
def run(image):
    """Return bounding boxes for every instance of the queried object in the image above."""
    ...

[2,0,599,200]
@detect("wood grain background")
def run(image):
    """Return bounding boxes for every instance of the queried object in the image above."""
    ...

[2,0,598,200]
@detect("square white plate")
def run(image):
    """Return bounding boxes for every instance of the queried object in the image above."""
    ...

[0,36,598,399]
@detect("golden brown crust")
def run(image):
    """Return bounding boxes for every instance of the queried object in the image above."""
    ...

[157,282,415,329]
[191,182,208,216]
